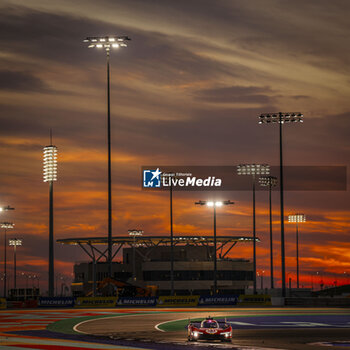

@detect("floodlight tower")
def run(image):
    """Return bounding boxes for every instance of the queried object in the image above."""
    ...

[9,238,22,289]
[43,144,57,297]
[161,172,177,296]
[128,229,143,281]
[83,35,130,279]
[258,112,303,297]
[288,214,306,289]
[259,176,277,289]
[237,164,270,294]
[195,200,234,294]
[1,222,14,297]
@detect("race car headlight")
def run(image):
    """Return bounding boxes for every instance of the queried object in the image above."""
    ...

[192,331,203,338]
[222,332,232,337]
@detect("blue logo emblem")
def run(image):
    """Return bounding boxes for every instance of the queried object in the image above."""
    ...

[143,168,162,188]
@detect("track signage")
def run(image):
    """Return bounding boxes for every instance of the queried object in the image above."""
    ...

[157,295,200,307]
[198,294,238,306]
[75,297,117,308]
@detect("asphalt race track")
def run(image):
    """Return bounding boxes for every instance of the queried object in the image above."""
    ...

[75,307,350,350]
[0,307,349,350]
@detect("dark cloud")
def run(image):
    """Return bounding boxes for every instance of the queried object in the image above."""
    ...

[0,6,238,87]
[0,70,48,92]
[193,85,274,104]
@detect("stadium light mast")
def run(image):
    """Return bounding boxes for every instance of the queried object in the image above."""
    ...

[259,176,278,289]
[43,143,58,297]
[128,229,143,282]
[9,238,22,289]
[1,222,14,298]
[161,172,177,296]
[288,214,306,289]
[83,35,130,279]
[195,200,234,294]
[259,112,303,297]
[237,164,270,294]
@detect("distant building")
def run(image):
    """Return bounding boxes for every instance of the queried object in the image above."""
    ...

[59,235,255,296]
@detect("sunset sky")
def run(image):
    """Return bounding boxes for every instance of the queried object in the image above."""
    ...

[0,0,349,293]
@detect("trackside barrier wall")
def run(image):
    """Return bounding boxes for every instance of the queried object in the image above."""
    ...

[7,300,38,308]
[238,294,272,306]
[157,295,200,307]
[0,298,6,309]
[285,297,350,307]
[39,297,75,307]
[75,297,118,308]
[198,294,238,306]
[117,297,157,306]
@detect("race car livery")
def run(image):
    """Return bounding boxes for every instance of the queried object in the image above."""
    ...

[187,317,232,342]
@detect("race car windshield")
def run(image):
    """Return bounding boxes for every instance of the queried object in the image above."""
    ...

[201,321,218,328]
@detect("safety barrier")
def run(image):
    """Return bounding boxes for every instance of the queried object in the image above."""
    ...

[238,294,272,306]
[75,297,118,308]
[157,295,200,307]
[39,297,75,307]
[117,296,158,306]
[198,294,238,306]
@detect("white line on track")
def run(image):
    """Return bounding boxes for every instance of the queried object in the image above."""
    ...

[74,312,158,334]
[155,317,190,332]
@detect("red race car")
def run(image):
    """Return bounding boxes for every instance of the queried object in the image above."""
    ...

[187,316,232,342]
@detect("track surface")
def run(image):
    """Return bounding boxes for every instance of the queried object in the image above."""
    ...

[0,308,349,350]
[76,308,350,350]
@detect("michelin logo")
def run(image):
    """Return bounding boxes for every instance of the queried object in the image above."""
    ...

[143,168,162,188]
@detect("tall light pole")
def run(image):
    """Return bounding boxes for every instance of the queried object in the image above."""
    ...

[288,214,306,289]
[161,173,176,296]
[1,222,14,298]
[259,176,277,289]
[83,35,130,279]
[128,229,143,282]
[237,164,270,294]
[9,238,22,290]
[259,112,303,297]
[195,200,234,294]
[43,144,57,297]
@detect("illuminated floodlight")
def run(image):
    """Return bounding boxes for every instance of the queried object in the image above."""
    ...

[0,205,15,212]
[1,222,14,229]
[128,229,144,236]
[259,112,303,124]
[237,164,270,176]
[83,35,130,51]
[9,238,22,246]
[259,175,278,187]
[288,214,306,223]
[43,146,57,182]
[195,200,234,207]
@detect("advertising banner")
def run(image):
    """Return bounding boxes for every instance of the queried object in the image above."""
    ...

[0,298,6,309]
[75,297,117,308]
[117,297,157,306]
[238,294,272,306]
[39,297,75,307]
[7,300,38,308]
[157,295,199,307]
[198,294,238,306]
